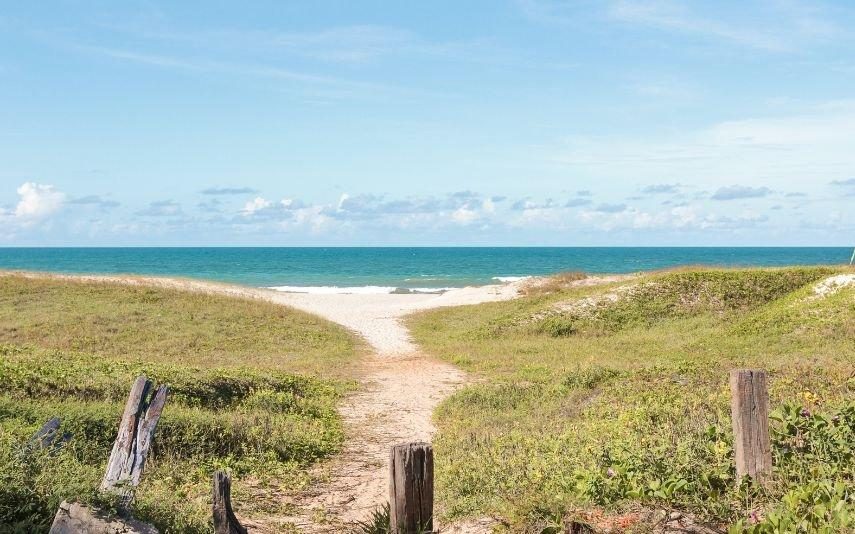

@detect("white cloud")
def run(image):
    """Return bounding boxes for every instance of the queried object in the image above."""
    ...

[608,0,843,52]
[14,182,66,220]
[451,207,478,224]
[241,197,272,216]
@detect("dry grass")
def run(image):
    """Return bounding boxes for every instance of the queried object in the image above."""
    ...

[0,274,364,532]
[521,271,588,297]
[0,274,364,377]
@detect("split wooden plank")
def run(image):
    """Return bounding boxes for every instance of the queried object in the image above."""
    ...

[100,375,169,504]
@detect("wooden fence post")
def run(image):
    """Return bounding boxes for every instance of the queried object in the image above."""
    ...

[729,369,772,484]
[389,442,434,534]
[213,471,247,534]
[50,376,167,533]
[100,375,168,505]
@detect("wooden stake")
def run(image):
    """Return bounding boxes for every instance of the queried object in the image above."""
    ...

[729,369,772,484]
[389,442,434,534]
[100,375,168,505]
[213,471,247,534]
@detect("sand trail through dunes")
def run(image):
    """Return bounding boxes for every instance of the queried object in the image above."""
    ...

[2,271,522,531]
[257,283,524,531]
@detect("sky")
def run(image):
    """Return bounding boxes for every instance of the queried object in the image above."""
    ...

[1,0,854,246]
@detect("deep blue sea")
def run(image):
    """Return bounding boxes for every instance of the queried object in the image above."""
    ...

[0,248,849,293]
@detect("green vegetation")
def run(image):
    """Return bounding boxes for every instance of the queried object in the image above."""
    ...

[408,267,854,532]
[0,275,364,533]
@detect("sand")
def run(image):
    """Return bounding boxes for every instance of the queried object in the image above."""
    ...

[812,273,855,297]
[4,270,528,532]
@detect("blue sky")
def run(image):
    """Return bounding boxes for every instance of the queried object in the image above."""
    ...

[1,0,854,246]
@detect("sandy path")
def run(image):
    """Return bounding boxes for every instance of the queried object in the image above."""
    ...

[252,284,524,532]
[4,271,522,531]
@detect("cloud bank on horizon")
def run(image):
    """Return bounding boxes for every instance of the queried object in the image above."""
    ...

[1,0,854,245]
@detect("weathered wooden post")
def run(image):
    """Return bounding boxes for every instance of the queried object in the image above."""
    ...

[50,375,167,534]
[100,375,169,504]
[729,369,772,484]
[389,442,434,534]
[213,471,247,534]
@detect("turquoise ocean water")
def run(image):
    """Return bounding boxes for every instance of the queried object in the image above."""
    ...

[0,248,849,293]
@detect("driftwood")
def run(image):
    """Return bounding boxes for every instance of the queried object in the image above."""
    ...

[389,442,434,534]
[49,501,159,534]
[49,376,168,534]
[100,375,169,504]
[213,471,247,534]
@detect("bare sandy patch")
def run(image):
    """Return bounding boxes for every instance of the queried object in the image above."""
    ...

[812,273,855,297]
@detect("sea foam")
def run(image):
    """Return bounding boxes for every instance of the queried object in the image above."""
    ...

[492,276,532,283]
[266,285,452,295]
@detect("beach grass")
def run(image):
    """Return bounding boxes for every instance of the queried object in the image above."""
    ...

[0,274,364,532]
[407,266,855,532]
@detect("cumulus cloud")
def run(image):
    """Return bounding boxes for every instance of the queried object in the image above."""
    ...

[14,183,66,220]
[241,197,273,216]
[711,185,771,201]
[201,186,258,195]
[830,178,855,186]
[136,200,183,216]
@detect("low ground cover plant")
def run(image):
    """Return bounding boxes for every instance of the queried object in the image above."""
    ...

[408,266,854,532]
[0,275,362,532]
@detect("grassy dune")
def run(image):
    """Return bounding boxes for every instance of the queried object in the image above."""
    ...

[0,275,364,532]
[408,267,855,532]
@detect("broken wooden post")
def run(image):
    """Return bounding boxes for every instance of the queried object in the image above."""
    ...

[50,376,167,533]
[27,417,70,451]
[389,442,434,534]
[213,471,247,534]
[729,369,772,484]
[100,375,169,505]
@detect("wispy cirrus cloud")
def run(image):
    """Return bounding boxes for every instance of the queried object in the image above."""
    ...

[552,100,855,190]
[73,44,444,101]
[521,0,847,53]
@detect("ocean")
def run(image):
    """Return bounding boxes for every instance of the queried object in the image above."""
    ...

[0,247,849,294]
